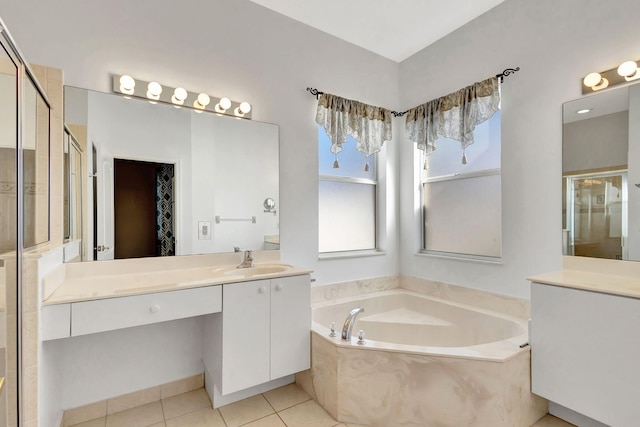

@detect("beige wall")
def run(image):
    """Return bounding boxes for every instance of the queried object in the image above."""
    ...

[563,111,628,174]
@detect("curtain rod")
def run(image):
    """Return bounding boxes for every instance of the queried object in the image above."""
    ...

[306,66,520,117]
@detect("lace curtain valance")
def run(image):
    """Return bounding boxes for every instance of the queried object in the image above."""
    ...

[405,76,500,166]
[316,93,392,169]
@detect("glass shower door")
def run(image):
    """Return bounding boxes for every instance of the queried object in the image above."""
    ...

[566,171,628,260]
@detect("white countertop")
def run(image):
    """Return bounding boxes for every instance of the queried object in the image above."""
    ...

[44,262,312,305]
[528,269,640,299]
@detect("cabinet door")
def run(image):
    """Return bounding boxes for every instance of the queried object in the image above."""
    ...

[270,275,311,379]
[531,282,640,426]
[222,279,271,395]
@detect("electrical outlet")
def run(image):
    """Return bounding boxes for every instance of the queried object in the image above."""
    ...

[198,221,212,240]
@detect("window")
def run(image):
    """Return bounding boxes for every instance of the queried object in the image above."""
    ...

[318,126,377,253]
[421,110,501,258]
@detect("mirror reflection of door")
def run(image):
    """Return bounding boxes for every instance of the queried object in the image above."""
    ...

[113,159,175,259]
[564,170,628,260]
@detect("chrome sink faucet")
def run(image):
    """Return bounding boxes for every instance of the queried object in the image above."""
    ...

[342,307,364,340]
[237,250,254,268]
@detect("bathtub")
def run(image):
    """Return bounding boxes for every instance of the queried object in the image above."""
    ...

[299,289,547,427]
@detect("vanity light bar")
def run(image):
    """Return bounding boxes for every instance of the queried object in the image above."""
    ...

[582,59,640,94]
[112,74,252,119]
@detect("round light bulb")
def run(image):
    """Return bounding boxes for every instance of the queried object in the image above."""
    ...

[173,87,187,102]
[219,97,232,110]
[147,81,162,97]
[583,72,602,88]
[119,75,135,93]
[617,60,638,77]
[239,101,251,114]
[197,93,210,107]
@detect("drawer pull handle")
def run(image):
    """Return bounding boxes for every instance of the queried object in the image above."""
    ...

[275,284,283,291]
[258,286,267,294]
[150,304,161,313]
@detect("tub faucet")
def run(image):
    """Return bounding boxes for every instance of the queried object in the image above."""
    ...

[237,250,254,268]
[342,307,364,340]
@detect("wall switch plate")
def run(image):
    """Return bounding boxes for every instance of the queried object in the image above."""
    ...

[198,221,212,240]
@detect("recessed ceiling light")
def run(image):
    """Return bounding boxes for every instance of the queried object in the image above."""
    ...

[577,109,591,114]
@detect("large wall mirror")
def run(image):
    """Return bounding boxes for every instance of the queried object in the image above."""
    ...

[64,87,280,262]
[562,82,640,261]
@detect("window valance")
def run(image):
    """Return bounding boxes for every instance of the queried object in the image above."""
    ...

[316,92,392,168]
[405,76,500,165]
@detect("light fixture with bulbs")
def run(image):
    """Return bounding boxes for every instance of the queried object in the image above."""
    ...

[112,74,252,119]
[582,58,640,94]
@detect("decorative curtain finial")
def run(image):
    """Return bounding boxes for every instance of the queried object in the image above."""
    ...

[333,154,340,169]
[462,151,467,165]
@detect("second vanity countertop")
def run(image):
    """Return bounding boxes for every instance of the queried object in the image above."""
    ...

[44,253,312,306]
[528,256,640,300]
[528,269,640,299]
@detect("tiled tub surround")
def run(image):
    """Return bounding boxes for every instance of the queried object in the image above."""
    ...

[299,277,547,427]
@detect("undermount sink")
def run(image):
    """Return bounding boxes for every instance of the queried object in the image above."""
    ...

[212,263,293,277]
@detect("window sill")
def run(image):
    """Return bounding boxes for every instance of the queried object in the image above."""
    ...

[416,251,503,265]
[319,249,386,261]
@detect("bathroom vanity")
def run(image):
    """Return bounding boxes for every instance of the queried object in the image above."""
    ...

[529,257,640,426]
[41,253,311,412]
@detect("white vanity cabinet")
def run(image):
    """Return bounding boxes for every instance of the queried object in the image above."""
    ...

[205,274,311,399]
[530,282,640,427]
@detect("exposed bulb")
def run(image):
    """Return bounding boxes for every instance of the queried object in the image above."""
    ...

[617,60,638,77]
[172,87,187,105]
[194,93,210,109]
[119,75,135,95]
[147,81,162,100]
[215,97,232,113]
[239,101,251,114]
[583,72,603,88]
[219,97,232,110]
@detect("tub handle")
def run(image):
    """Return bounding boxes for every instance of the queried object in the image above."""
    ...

[357,329,366,345]
[329,322,337,337]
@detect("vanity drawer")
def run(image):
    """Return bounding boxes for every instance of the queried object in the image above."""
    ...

[71,285,221,336]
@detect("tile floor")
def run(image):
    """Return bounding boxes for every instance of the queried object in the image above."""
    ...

[69,383,575,427]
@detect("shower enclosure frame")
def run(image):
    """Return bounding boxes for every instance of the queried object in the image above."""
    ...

[564,169,628,260]
[1,15,53,426]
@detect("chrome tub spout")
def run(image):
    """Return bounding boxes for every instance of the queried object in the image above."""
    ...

[342,307,364,340]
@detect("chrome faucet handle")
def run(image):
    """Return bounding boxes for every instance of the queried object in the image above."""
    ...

[233,246,240,252]
[329,322,337,337]
[357,329,366,345]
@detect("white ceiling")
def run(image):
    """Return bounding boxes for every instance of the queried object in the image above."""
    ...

[248,0,507,62]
